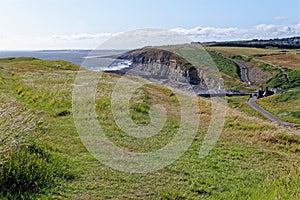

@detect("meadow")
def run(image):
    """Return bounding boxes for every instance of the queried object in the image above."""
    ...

[207,46,300,70]
[0,57,299,199]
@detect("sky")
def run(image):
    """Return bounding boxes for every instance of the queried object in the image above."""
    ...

[0,0,299,50]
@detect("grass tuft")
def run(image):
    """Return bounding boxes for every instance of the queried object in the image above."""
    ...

[0,142,75,199]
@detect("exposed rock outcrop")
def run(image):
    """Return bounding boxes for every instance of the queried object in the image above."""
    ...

[106,48,208,93]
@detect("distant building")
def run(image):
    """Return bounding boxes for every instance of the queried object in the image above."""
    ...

[263,87,274,97]
[258,87,274,98]
[258,90,264,98]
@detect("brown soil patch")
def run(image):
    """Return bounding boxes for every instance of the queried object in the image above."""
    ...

[237,60,273,85]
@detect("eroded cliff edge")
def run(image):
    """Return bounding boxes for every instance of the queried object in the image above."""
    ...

[106,47,213,93]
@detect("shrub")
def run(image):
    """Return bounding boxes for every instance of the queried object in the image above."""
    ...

[252,54,268,57]
[0,143,75,199]
[230,55,243,60]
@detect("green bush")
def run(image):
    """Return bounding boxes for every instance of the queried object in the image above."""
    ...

[245,57,252,62]
[252,54,268,57]
[0,143,75,199]
[230,55,243,60]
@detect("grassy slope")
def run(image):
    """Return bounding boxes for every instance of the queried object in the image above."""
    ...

[208,52,255,92]
[208,46,300,88]
[208,46,300,125]
[257,87,300,125]
[0,58,300,199]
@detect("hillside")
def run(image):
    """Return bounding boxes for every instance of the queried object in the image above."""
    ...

[110,46,251,92]
[203,36,300,49]
[256,87,300,124]
[0,55,300,199]
[207,45,300,124]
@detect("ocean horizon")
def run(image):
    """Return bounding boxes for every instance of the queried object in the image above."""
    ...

[0,50,130,71]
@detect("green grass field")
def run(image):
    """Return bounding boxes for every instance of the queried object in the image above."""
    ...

[257,87,300,125]
[0,57,300,199]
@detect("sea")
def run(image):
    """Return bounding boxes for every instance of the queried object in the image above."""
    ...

[0,50,130,71]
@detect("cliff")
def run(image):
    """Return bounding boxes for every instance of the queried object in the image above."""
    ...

[106,48,208,93]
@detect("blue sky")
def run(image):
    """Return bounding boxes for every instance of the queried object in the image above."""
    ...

[0,0,299,49]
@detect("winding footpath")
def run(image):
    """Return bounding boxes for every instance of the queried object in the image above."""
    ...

[232,59,295,127]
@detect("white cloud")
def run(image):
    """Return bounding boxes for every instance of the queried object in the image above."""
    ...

[52,33,113,40]
[0,23,299,50]
[172,23,300,42]
[274,16,289,21]
[0,34,116,50]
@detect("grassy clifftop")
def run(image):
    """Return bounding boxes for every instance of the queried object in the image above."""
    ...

[0,57,83,72]
[0,57,300,199]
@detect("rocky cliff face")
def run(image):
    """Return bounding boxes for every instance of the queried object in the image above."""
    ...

[113,48,207,92]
